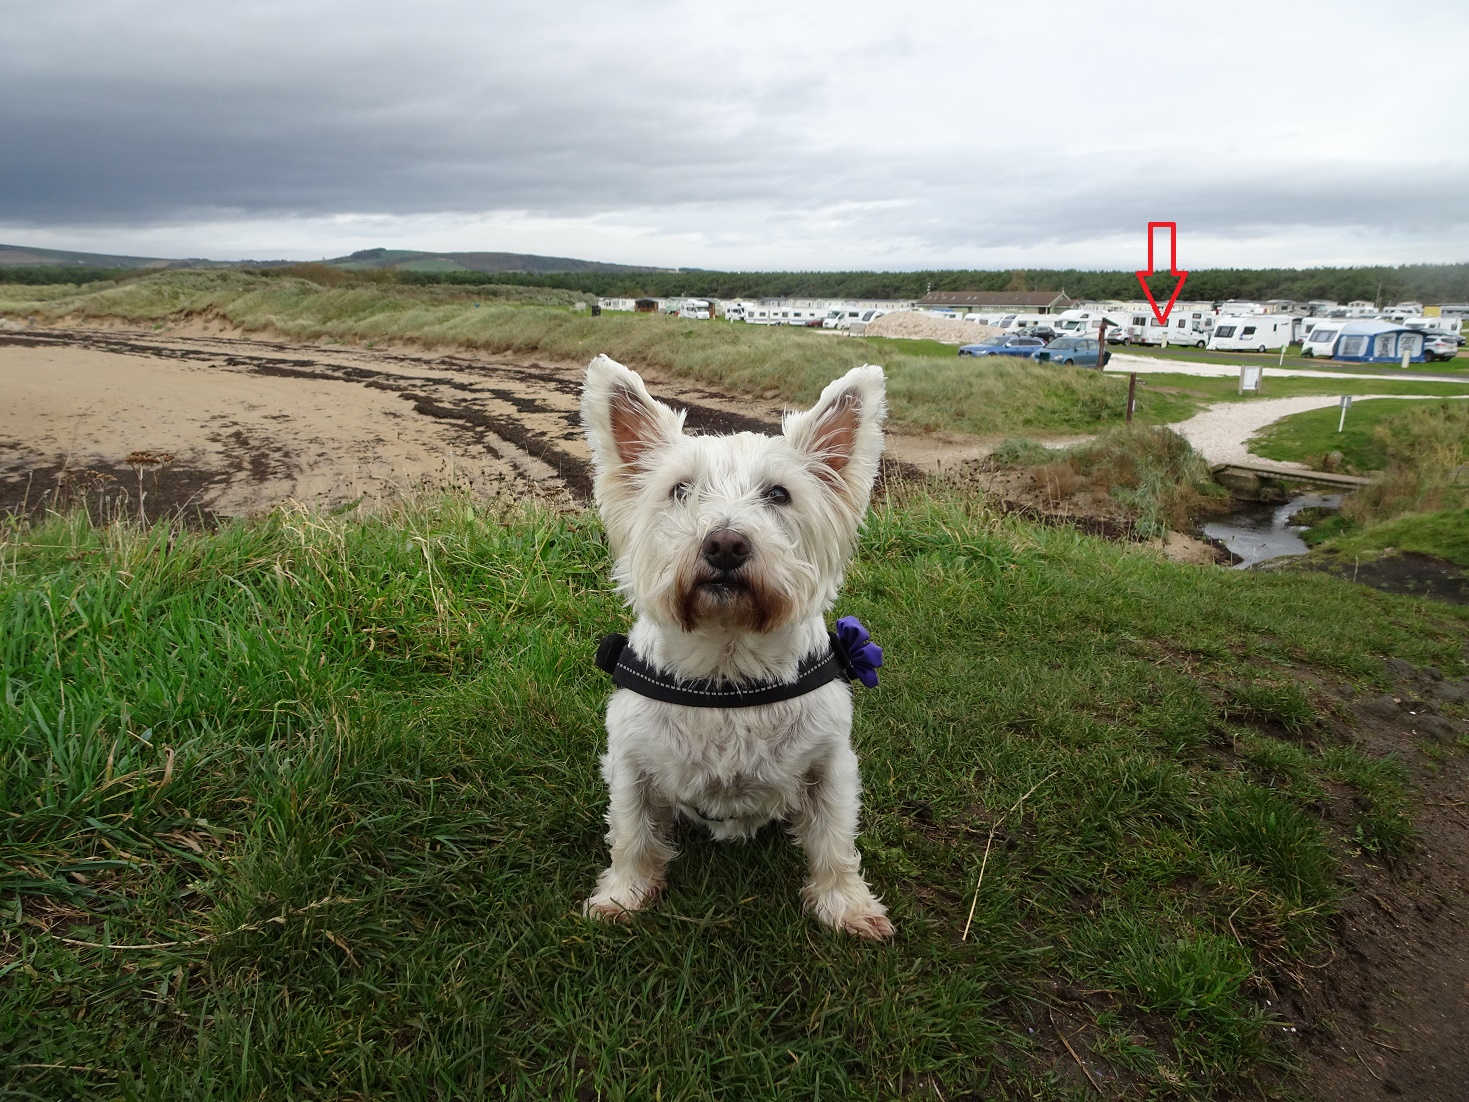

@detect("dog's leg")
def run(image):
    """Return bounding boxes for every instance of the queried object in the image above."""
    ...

[792,743,894,940]
[584,755,676,922]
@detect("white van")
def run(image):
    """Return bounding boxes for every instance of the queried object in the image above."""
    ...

[1208,315,1291,353]
[823,307,866,330]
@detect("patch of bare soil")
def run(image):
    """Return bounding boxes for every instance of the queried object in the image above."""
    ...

[1291,550,1469,606]
[1286,658,1469,1100]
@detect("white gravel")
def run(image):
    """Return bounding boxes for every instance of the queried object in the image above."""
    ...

[1168,395,1468,467]
[1106,351,1460,385]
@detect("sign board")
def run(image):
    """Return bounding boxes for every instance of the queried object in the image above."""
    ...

[1239,365,1264,394]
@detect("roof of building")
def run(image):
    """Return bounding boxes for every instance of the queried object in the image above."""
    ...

[917,290,1071,308]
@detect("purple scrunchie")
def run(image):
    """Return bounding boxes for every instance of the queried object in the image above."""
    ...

[835,615,883,688]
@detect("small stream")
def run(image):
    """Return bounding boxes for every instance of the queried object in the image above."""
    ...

[1202,492,1344,569]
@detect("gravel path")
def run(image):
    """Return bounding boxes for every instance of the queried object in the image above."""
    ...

[1168,394,1468,467]
[1106,351,1464,385]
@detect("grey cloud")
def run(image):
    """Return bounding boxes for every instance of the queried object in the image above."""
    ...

[2,0,1467,265]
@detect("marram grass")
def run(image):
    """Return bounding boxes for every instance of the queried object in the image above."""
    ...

[1,270,1163,436]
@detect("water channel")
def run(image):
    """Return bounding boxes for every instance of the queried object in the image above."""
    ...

[1202,492,1345,569]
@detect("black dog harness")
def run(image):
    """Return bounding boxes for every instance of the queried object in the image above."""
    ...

[595,632,859,708]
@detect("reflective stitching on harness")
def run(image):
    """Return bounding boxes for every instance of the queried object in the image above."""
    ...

[614,652,831,698]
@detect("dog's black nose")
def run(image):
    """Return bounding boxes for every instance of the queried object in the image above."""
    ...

[701,528,751,573]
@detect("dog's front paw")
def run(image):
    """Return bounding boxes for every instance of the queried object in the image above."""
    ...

[838,908,894,940]
[583,869,662,922]
[803,881,895,941]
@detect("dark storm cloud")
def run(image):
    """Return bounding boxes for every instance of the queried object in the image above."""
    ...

[3,1,1467,265]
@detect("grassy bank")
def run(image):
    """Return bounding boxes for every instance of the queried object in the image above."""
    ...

[3,497,1465,1097]
[0,270,1174,436]
[989,426,1230,537]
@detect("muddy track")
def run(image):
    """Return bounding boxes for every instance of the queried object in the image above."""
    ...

[0,327,920,522]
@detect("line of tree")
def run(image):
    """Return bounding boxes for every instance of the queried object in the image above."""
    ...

[4,260,1466,305]
[394,263,1469,305]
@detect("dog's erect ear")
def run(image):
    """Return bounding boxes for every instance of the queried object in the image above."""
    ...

[582,354,685,475]
[783,364,886,504]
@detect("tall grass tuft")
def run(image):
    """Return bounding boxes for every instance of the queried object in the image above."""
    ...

[991,426,1229,536]
[1342,400,1469,526]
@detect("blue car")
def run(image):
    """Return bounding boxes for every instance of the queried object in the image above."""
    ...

[957,335,1047,357]
[1031,337,1111,367]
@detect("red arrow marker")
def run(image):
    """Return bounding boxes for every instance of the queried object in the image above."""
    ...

[1135,221,1189,325]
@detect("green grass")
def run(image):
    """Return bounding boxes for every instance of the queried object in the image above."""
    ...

[1135,371,1469,405]
[1314,508,1469,568]
[0,270,1182,437]
[2,496,1465,1097]
[1288,401,1469,567]
[1247,399,1414,472]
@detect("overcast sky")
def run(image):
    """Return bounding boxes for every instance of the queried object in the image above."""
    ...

[2,0,1467,271]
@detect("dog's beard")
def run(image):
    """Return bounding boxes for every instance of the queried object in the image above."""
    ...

[672,563,791,634]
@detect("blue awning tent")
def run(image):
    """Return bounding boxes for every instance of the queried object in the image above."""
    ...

[1331,320,1427,364]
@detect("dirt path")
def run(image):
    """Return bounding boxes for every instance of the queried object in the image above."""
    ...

[0,327,926,521]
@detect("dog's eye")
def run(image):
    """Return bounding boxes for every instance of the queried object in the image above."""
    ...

[763,485,791,506]
[670,481,691,502]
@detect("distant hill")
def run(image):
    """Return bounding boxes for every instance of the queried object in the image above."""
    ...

[0,243,183,269]
[0,243,665,275]
[325,247,664,275]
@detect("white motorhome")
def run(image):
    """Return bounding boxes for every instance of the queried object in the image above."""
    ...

[829,306,872,329]
[1208,315,1292,353]
[1054,307,1127,337]
[677,299,712,320]
[1403,316,1464,340]
[1128,309,1215,347]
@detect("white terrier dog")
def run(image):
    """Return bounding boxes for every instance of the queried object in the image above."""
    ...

[580,354,893,939]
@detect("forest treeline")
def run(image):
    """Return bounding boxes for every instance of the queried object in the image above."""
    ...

[3,261,1466,306]
[393,263,1469,305]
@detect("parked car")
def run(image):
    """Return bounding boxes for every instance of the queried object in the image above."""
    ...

[1105,325,1130,344]
[1017,324,1059,341]
[1424,334,1460,362]
[957,335,1047,357]
[1032,337,1110,367]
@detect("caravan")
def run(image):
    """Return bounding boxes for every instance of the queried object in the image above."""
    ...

[1300,322,1343,358]
[1208,315,1292,353]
